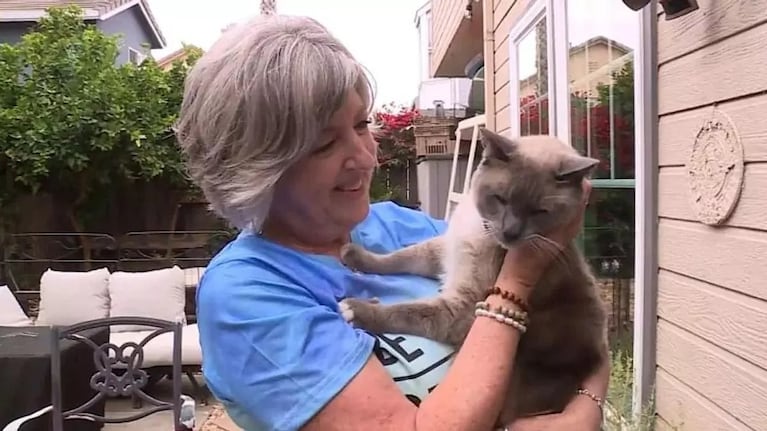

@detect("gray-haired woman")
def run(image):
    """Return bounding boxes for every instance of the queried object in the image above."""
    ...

[176,14,607,431]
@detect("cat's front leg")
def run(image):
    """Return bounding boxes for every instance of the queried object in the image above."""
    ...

[338,296,472,347]
[341,237,444,279]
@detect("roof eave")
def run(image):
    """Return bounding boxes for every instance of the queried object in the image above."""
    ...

[0,1,166,49]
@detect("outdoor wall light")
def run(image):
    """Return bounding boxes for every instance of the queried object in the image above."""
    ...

[464,0,480,20]
[621,0,700,20]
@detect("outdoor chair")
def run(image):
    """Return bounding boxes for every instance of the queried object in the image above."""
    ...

[1,316,197,431]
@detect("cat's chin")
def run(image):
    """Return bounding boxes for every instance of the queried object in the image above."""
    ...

[494,238,517,250]
[494,234,544,250]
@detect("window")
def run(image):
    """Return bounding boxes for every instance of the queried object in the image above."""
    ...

[564,3,638,316]
[129,48,147,66]
[508,0,644,420]
[508,1,553,137]
[468,65,485,114]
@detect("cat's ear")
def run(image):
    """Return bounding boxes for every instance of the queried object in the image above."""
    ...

[556,154,600,182]
[479,128,517,161]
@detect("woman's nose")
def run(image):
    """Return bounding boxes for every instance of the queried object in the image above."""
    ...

[345,135,377,170]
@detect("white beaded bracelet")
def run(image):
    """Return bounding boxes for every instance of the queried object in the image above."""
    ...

[474,308,527,333]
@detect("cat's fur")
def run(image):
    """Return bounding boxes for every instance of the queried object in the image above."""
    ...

[338,128,608,424]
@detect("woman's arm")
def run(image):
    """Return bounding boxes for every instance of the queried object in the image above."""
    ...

[302,272,532,431]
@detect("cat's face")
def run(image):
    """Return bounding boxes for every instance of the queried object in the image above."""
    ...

[470,128,599,249]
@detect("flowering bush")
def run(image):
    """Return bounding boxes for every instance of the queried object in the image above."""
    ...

[368,103,419,202]
[372,103,419,167]
[519,84,634,179]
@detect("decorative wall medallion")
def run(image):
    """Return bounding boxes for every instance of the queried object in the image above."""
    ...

[686,109,744,225]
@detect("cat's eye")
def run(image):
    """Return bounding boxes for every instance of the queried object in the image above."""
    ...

[531,208,548,215]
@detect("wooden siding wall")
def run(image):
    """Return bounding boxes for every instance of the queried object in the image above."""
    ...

[430,0,465,76]
[655,1,767,430]
[490,0,531,134]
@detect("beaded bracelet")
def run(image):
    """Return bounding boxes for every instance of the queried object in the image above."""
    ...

[475,301,529,325]
[486,286,530,312]
[576,388,604,417]
[474,308,527,333]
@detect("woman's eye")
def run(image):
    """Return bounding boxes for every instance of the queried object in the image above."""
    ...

[314,140,335,154]
[493,194,507,204]
[355,119,372,131]
[531,208,548,215]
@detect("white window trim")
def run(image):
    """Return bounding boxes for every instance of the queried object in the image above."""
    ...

[508,0,571,142]
[507,0,552,139]
[129,47,147,66]
[506,0,658,420]
[631,4,658,418]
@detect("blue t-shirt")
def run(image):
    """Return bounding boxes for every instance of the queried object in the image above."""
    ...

[196,202,456,431]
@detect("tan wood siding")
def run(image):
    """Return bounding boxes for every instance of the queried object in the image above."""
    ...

[490,0,530,135]
[429,0,466,77]
[658,17,767,115]
[656,2,767,428]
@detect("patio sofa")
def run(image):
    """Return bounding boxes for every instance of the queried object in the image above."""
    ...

[0,265,208,403]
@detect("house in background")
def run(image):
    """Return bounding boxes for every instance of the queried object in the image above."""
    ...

[426,0,767,430]
[0,0,166,65]
[156,47,186,71]
[411,1,485,218]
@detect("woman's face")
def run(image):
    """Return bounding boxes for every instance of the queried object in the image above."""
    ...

[269,91,377,240]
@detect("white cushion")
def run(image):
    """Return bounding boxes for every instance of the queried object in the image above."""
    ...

[0,285,33,327]
[109,324,202,367]
[183,267,206,289]
[108,266,186,332]
[36,267,111,326]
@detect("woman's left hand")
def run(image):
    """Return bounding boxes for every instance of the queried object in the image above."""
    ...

[508,395,602,431]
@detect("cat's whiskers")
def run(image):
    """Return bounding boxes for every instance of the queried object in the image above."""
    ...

[526,234,571,270]
[479,219,499,239]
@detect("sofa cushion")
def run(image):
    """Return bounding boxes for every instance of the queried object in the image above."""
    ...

[36,267,111,326]
[183,267,206,289]
[109,324,202,368]
[0,285,33,327]
[108,266,186,332]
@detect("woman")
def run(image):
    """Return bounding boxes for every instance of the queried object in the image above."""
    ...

[176,14,608,431]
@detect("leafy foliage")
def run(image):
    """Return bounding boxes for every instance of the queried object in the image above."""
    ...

[604,347,659,431]
[0,6,199,231]
[519,60,635,179]
[373,103,419,167]
[369,103,419,202]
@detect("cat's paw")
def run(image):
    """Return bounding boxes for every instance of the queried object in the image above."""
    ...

[338,298,356,322]
[338,297,381,328]
[340,243,375,272]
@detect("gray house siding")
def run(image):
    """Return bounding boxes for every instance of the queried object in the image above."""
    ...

[0,5,155,65]
[96,5,155,65]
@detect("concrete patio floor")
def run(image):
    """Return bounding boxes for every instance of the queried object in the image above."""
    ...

[101,374,241,430]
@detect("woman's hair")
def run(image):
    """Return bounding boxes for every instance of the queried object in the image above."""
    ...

[175,15,375,229]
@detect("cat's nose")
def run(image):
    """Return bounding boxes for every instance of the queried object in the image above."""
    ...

[503,229,522,242]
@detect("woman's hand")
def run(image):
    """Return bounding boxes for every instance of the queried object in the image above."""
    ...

[508,394,602,431]
[497,179,592,290]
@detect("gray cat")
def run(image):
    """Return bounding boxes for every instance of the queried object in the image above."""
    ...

[339,128,608,424]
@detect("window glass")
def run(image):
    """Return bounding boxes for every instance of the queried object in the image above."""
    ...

[567,2,637,180]
[516,17,549,136]
[567,1,638,365]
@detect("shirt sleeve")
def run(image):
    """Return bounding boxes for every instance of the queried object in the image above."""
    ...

[197,262,376,431]
[368,202,448,248]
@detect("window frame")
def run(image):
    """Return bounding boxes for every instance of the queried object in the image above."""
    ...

[129,47,147,66]
[506,0,658,419]
[507,0,557,139]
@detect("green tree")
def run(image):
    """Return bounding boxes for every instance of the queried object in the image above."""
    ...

[597,59,634,121]
[0,6,198,244]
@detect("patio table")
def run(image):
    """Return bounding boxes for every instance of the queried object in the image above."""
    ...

[0,326,108,431]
